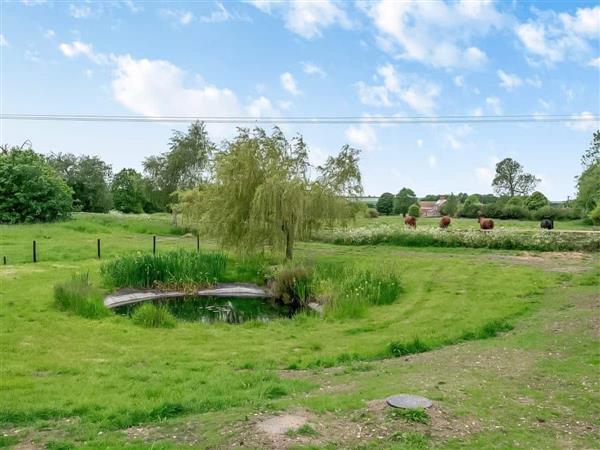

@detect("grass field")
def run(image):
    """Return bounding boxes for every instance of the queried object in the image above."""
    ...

[1,213,598,449]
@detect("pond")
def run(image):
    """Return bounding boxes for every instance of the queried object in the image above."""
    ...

[115,296,293,324]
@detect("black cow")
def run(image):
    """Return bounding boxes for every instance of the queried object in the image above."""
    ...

[540,219,554,230]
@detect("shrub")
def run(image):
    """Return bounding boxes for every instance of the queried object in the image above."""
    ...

[590,204,600,225]
[501,205,530,220]
[526,191,549,210]
[388,337,430,357]
[101,249,228,289]
[534,206,582,221]
[270,265,313,309]
[480,203,504,219]
[131,303,177,328]
[54,273,110,319]
[407,203,421,217]
[376,192,395,215]
[0,148,73,223]
[365,208,379,218]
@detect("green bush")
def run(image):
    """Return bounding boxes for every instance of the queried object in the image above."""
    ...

[365,208,379,218]
[54,273,110,319]
[501,205,530,220]
[526,191,549,210]
[534,206,582,221]
[270,265,313,309]
[131,303,177,328]
[407,203,421,217]
[481,203,504,219]
[101,249,228,289]
[589,204,600,225]
[0,148,73,223]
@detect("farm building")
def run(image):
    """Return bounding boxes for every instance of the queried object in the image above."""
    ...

[419,197,447,216]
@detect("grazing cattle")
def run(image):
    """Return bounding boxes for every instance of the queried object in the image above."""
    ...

[439,216,451,229]
[478,217,494,230]
[540,218,554,230]
[404,215,417,228]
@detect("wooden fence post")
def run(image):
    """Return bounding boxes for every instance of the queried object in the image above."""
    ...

[97,239,101,259]
[153,236,156,255]
[33,240,37,263]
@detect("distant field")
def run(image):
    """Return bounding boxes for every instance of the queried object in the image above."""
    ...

[1,213,598,448]
[354,215,600,231]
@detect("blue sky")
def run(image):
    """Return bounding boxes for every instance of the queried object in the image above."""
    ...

[2,0,599,200]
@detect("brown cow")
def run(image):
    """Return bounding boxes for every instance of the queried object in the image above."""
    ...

[478,217,494,230]
[404,215,417,228]
[439,216,451,229]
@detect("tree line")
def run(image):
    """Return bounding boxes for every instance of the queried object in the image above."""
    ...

[371,134,600,225]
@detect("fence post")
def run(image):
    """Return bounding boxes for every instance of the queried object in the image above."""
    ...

[153,236,156,255]
[33,240,37,263]
[97,239,101,259]
[197,234,200,252]
[3,256,6,265]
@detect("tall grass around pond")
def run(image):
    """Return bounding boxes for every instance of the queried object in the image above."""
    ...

[54,272,110,319]
[101,249,228,289]
[131,303,177,328]
[317,266,403,319]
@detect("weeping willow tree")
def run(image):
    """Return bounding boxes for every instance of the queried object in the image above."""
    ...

[177,127,363,259]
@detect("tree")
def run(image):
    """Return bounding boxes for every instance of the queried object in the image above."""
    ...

[393,188,417,216]
[440,193,458,216]
[177,127,362,260]
[408,203,420,217]
[111,169,146,214]
[525,191,549,210]
[143,121,215,210]
[457,192,468,203]
[581,130,599,169]
[576,130,600,215]
[459,194,482,218]
[47,153,113,212]
[0,148,73,223]
[376,192,394,215]
[492,158,539,197]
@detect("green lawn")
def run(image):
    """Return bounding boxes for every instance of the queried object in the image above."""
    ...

[0,213,598,449]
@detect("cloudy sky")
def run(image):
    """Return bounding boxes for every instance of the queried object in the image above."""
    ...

[2,0,599,199]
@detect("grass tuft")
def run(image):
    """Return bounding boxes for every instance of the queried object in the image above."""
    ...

[53,273,110,319]
[131,303,177,328]
[101,249,228,289]
[387,338,431,357]
[389,407,429,424]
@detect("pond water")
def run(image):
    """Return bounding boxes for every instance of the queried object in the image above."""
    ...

[116,296,292,324]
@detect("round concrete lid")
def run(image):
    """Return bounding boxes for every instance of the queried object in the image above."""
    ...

[386,394,433,409]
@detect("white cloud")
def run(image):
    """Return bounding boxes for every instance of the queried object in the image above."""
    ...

[0,35,8,47]
[280,72,301,95]
[453,75,464,87]
[428,155,437,167]
[444,124,473,150]
[472,107,484,117]
[58,40,107,64]
[417,139,423,147]
[345,123,378,151]
[21,0,48,5]
[84,69,93,78]
[516,6,600,65]
[356,64,440,114]
[25,49,41,63]
[248,0,351,39]
[588,57,600,68]
[44,29,55,39]
[199,3,232,23]
[247,96,279,117]
[111,54,241,121]
[567,112,599,132]
[476,166,494,183]
[302,61,326,77]
[497,70,523,91]
[360,0,505,69]
[485,96,502,115]
[69,3,93,19]
[162,9,195,25]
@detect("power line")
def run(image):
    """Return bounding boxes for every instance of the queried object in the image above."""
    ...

[1,113,598,125]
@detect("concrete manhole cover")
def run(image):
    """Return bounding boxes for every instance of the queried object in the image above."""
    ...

[386,394,433,409]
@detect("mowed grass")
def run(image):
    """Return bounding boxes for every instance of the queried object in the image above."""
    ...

[354,215,600,231]
[0,213,598,448]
